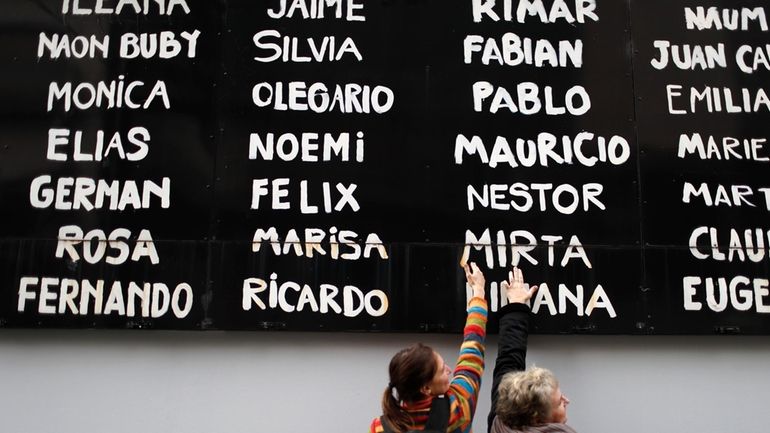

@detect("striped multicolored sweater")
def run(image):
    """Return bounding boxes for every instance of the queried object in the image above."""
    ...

[369,297,488,433]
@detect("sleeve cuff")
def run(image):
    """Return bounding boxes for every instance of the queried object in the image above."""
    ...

[469,297,488,308]
[498,302,530,315]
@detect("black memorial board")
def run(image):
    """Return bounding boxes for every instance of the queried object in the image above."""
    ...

[0,0,766,334]
[633,0,770,333]
[0,0,220,329]
[209,0,638,332]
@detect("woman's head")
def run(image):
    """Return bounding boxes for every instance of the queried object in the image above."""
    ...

[381,344,451,431]
[496,366,570,428]
[388,343,450,401]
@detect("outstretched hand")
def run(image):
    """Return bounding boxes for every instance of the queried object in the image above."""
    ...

[463,262,486,301]
[502,266,538,305]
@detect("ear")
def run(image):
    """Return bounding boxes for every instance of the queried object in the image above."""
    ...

[421,385,432,396]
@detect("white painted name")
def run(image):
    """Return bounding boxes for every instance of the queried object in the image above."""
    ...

[38,33,109,59]
[242,274,387,317]
[252,82,393,113]
[472,281,615,317]
[684,7,767,31]
[650,41,726,70]
[29,176,171,211]
[682,181,770,209]
[677,133,769,162]
[47,127,150,162]
[254,30,362,62]
[249,131,364,162]
[251,179,358,213]
[650,41,770,74]
[467,182,605,214]
[462,228,592,269]
[18,277,193,318]
[471,0,599,24]
[464,33,582,68]
[689,227,770,263]
[734,44,770,74]
[683,276,770,313]
[666,84,770,114]
[252,227,388,260]
[119,30,200,59]
[62,0,191,15]
[38,31,200,59]
[47,77,170,112]
[473,81,591,115]
[266,0,365,21]
[454,132,630,168]
[56,225,159,265]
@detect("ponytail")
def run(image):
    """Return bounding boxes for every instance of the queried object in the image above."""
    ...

[381,384,412,433]
[381,343,438,433]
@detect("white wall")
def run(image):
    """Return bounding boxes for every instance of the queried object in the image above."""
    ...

[1,330,769,433]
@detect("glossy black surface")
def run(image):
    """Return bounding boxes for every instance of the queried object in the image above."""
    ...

[0,0,767,333]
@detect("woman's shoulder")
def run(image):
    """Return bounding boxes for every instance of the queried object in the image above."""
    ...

[369,416,385,433]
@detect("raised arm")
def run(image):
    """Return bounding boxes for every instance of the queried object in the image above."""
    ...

[487,267,538,433]
[445,263,488,433]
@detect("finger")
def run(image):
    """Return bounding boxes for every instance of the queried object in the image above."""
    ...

[511,267,519,284]
[508,270,514,285]
[528,285,539,296]
[463,264,472,280]
[470,262,480,276]
[460,248,470,268]
[517,267,524,284]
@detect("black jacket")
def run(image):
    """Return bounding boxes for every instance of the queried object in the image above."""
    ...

[487,302,532,433]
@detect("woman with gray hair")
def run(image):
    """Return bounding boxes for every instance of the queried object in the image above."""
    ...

[487,268,576,433]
